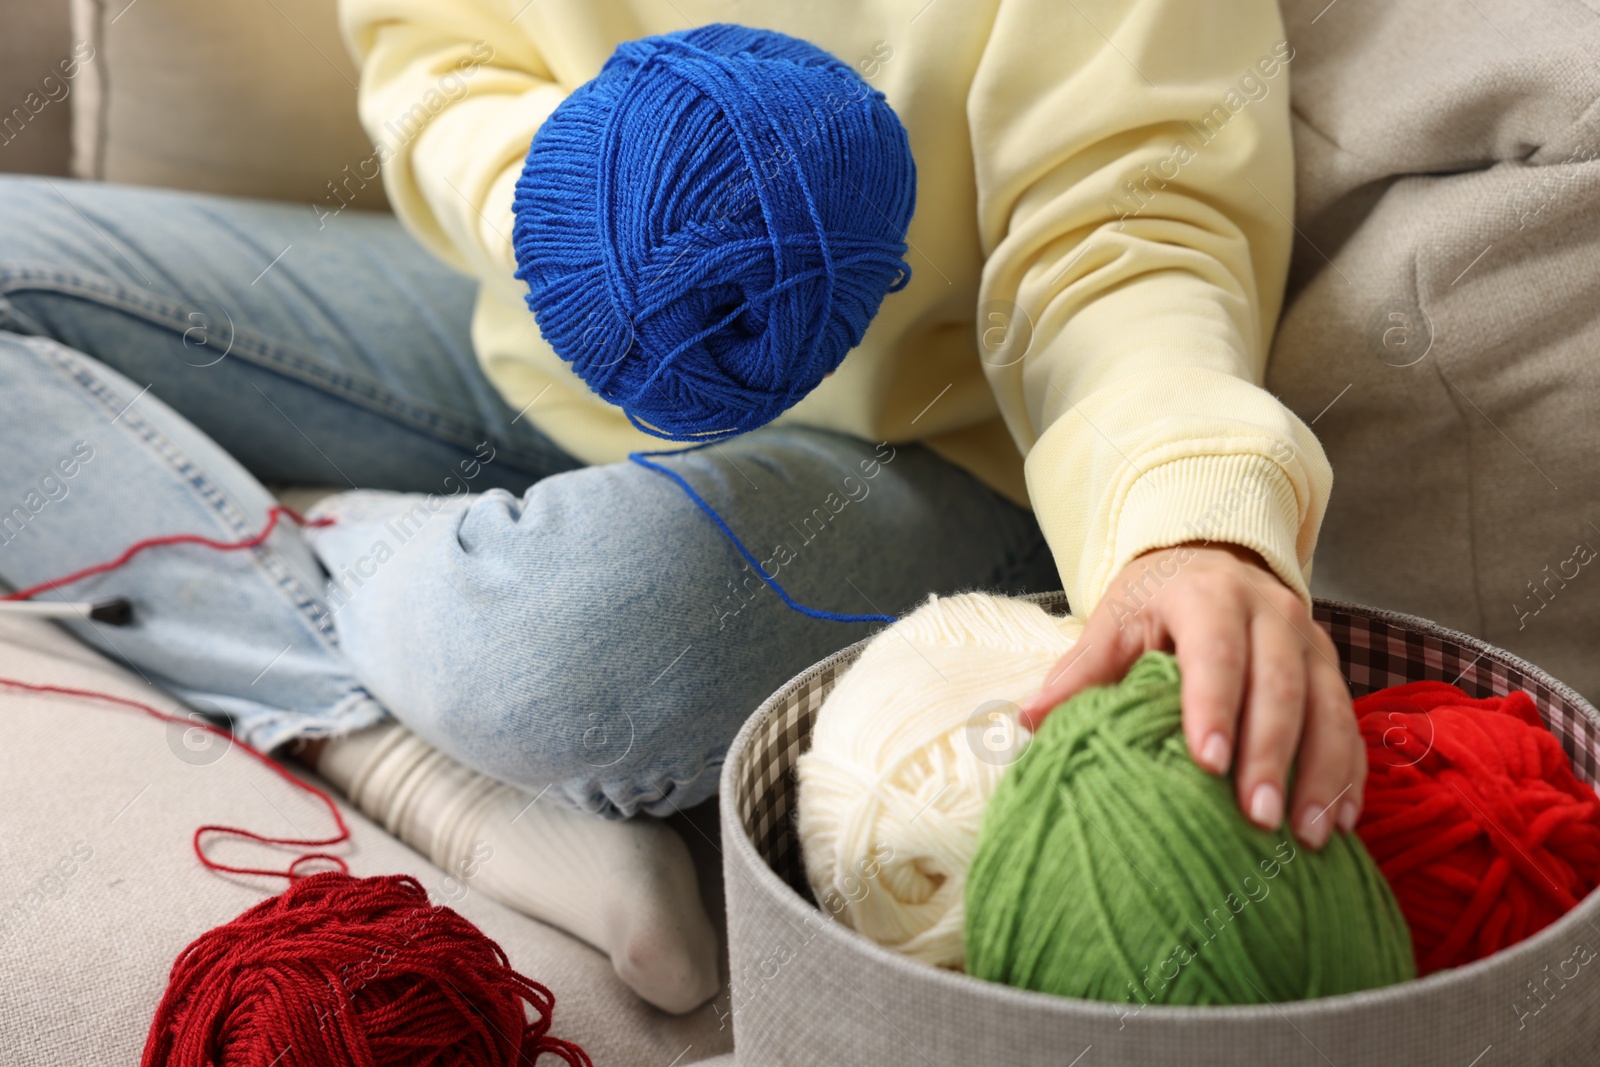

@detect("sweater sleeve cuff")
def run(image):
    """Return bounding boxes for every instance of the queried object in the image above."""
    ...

[1105,452,1310,607]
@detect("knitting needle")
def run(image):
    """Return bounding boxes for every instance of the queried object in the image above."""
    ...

[0,598,133,625]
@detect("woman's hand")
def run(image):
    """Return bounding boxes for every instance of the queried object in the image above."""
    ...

[1018,542,1364,849]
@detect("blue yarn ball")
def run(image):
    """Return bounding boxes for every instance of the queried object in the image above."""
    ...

[512,24,917,441]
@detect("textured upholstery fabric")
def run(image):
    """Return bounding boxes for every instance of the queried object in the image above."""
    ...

[68,0,387,210]
[1267,0,1600,704]
[0,2,73,176]
[0,615,732,1064]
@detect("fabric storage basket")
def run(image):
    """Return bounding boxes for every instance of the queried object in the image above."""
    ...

[718,594,1600,1067]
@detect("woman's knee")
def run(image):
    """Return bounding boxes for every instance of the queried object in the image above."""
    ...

[323,482,737,815]
[386,604,727,817]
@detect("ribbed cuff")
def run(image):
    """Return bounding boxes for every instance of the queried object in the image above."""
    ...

[1105,451,1309,606]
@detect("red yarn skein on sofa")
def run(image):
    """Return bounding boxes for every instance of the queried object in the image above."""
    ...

[141,871,593,1067]
[0,514,595,1067]
[1355,681,1600,975]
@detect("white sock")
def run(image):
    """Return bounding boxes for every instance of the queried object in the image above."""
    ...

[313,723,721,1014]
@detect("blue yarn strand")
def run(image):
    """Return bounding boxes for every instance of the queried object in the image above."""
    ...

[513,25,916,627]
[629,446,895,626]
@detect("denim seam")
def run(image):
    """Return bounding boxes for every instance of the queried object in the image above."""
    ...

[246,688,391,753]
[0,264,524,463]
[30,338,344,655]
[600,750,727,819]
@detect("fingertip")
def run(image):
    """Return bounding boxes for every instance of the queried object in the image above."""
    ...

[1246,781,1284,831]
[1017,703,1045,732]
[1292,801,1333,850]
[1337,749,1366,834]
[1018,691,1066,732]
[1195,730,1231,775]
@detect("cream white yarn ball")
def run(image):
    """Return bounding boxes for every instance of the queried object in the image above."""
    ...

[796,592,1083,969]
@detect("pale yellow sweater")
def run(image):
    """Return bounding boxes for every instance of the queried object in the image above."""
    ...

[338,0,1332,613]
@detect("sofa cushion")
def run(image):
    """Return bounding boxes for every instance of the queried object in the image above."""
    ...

[0,3,74,177]
[1267,0,1600,704]
[69,0,387,211]
[0,614,733,1064]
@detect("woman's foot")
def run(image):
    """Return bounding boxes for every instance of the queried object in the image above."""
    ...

[309,723,720,1013]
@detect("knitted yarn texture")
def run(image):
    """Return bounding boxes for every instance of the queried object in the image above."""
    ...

[1354,681,1600,975]
[142,872,592,1066]
[965,651,1415,1004]
[798,593,1083,968]
[513,24,916,440]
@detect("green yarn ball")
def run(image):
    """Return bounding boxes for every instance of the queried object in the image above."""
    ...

[964,651,1415,1005]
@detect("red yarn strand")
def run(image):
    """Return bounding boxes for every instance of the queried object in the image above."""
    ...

[0,683,593,1067]
[0,676,351,880]
[0,504,353,878]
[2,503,331,603]
[0,503,597,1066]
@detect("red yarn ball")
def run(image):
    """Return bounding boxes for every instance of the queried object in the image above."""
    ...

[141,872,593,1067]
[1355,681,1600,976]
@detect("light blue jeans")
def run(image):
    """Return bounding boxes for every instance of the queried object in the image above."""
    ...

[0,176,1060,817]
